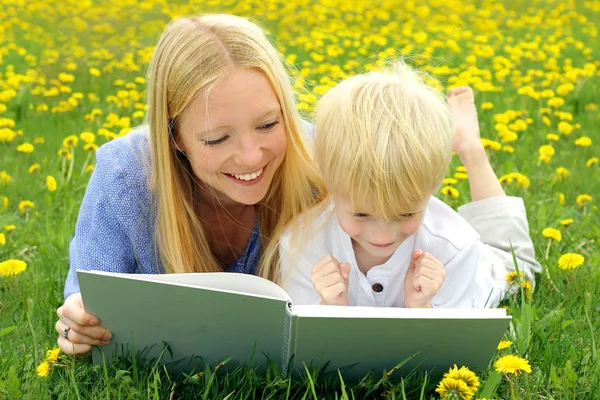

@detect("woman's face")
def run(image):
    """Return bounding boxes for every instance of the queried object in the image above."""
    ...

[176,68,288,207]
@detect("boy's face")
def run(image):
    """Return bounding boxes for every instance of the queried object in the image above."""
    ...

[333,195,429,261]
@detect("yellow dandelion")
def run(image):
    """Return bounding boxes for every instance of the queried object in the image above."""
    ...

[502,145,514,153]
[84,143,98,152]
[506,271,524,284]
[542,228,561,241]
[86,165,95,173]
[587,157,598,167]
[36,361,50,377]
[80,132,96,143]
[435,377,474,400]
[57,148,72,160]
[46,176,57,192]
[28,163,41,174]
[17,143,34,153]
[454,172,468,180]
[0,259,27,277]
[558,253,585,270]
[554,167,570,180]
[0,171,12,184]
[443,178,458,185]
[497,340,513,350]
[33,137,45,144]
[559,218,574,226]
[558,121,574,135]
[558,192,565,205]
[575,137,592,147]
[441,186,459,198]
[62,135,78,147]
[45,348,61,363]
[443,365,480,392]
[0,233,5,246]
[494,355,532,375]
[481,102,493,110]
[456,166,467,172]
[547,97,564,108]
[546,133,559,141]
[576,194,592,206]
[4,225,15,232]
[18,200,34,212]
[521,279,532,290]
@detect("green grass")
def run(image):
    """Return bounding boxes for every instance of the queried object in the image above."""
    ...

[1,0,599,398]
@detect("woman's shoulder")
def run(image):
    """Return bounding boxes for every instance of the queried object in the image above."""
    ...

[95,126,152,188]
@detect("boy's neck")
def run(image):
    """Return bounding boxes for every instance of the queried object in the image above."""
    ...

[352,240,393,275]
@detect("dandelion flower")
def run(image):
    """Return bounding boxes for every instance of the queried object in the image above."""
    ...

[18,200,34,212]
[84,143,98,152]
[0,259,27,277]
[546,134,559,141]
[4,225,15,232]
[506,271,524,284]
[80,132,95,143]
[558,253,584,270]
[559,218,574,226]
[46,348,61,363]
[575,136,592,147]
[86,165,95,173]
[558,192,565,205]
[554,167,570,179]
[0,171,12,184]
[58,148,72,160]
[17,143,34,153]
[441,186,459,198]
[576,194,592,206]
[481,102,493,110]
[542,227,561,241]
[454,172,468,180]
[497,340,513,350]
[29,163,41,174]
[587,157,598,167]
[443,364,480,392]
[33,137,45,144]
[435,377,473,400]
[62,135,78,147]
[0,233,5,246]
[46,176,57,192]
[494,355,532,375]
[443,178,458,185]
[36,361,50,377]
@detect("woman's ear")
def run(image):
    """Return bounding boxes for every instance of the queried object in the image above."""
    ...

[168,118,186,155]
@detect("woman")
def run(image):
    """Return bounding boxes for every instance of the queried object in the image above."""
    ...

[55,14,326,354]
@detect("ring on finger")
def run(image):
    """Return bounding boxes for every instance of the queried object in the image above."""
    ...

[63,326,71,340]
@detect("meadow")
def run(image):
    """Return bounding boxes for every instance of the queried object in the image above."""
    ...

[0,0,599,398]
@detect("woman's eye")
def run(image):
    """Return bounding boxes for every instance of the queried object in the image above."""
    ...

[203,136,228,146]
[258,120,280,130]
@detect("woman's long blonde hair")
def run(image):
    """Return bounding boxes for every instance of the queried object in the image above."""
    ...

[147,14,325,281]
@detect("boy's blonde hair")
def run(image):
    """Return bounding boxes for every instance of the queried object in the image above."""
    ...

[314,62,453,219]
[147,14,325,281]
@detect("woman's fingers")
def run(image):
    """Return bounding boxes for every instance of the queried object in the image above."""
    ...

[58,299,100,326]
[57,336,93,355]
[56,320,110,346]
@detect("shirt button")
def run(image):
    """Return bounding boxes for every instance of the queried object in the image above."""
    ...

[372,283,384,293]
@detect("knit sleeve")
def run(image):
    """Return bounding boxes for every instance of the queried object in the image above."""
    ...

[63,143,139,299]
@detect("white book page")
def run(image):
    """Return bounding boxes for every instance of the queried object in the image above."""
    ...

[77,270,290,301]
[291,304,508,319]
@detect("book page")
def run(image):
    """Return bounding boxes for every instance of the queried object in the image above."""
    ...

[79,270,290,301]
[291,305,508,319]
[287,306,510,378]
[78,270,289,374]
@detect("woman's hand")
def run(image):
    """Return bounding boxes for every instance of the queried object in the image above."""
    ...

[55,293,112,354]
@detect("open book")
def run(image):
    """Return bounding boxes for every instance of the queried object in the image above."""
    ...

[78,270,510,378]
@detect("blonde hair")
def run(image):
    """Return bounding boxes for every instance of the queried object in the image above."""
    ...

[147,14,325,281]
[314,61,453,219]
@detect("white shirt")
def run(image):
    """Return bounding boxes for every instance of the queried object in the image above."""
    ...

[279,197,496,308]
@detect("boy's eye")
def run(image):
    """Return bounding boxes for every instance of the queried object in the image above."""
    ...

[353,213,370,218]
[203,136,228,146]
[397,213,415,219]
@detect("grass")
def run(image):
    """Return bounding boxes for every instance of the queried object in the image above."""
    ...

[1,0,599,398]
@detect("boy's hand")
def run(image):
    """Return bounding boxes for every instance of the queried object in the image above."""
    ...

[311,255,351,306]
[404,250,446,308]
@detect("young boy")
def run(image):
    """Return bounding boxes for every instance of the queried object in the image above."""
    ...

[279,62,540,308]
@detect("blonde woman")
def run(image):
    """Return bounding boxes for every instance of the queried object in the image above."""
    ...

[55,14,326,354]
[279,63,541,308]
